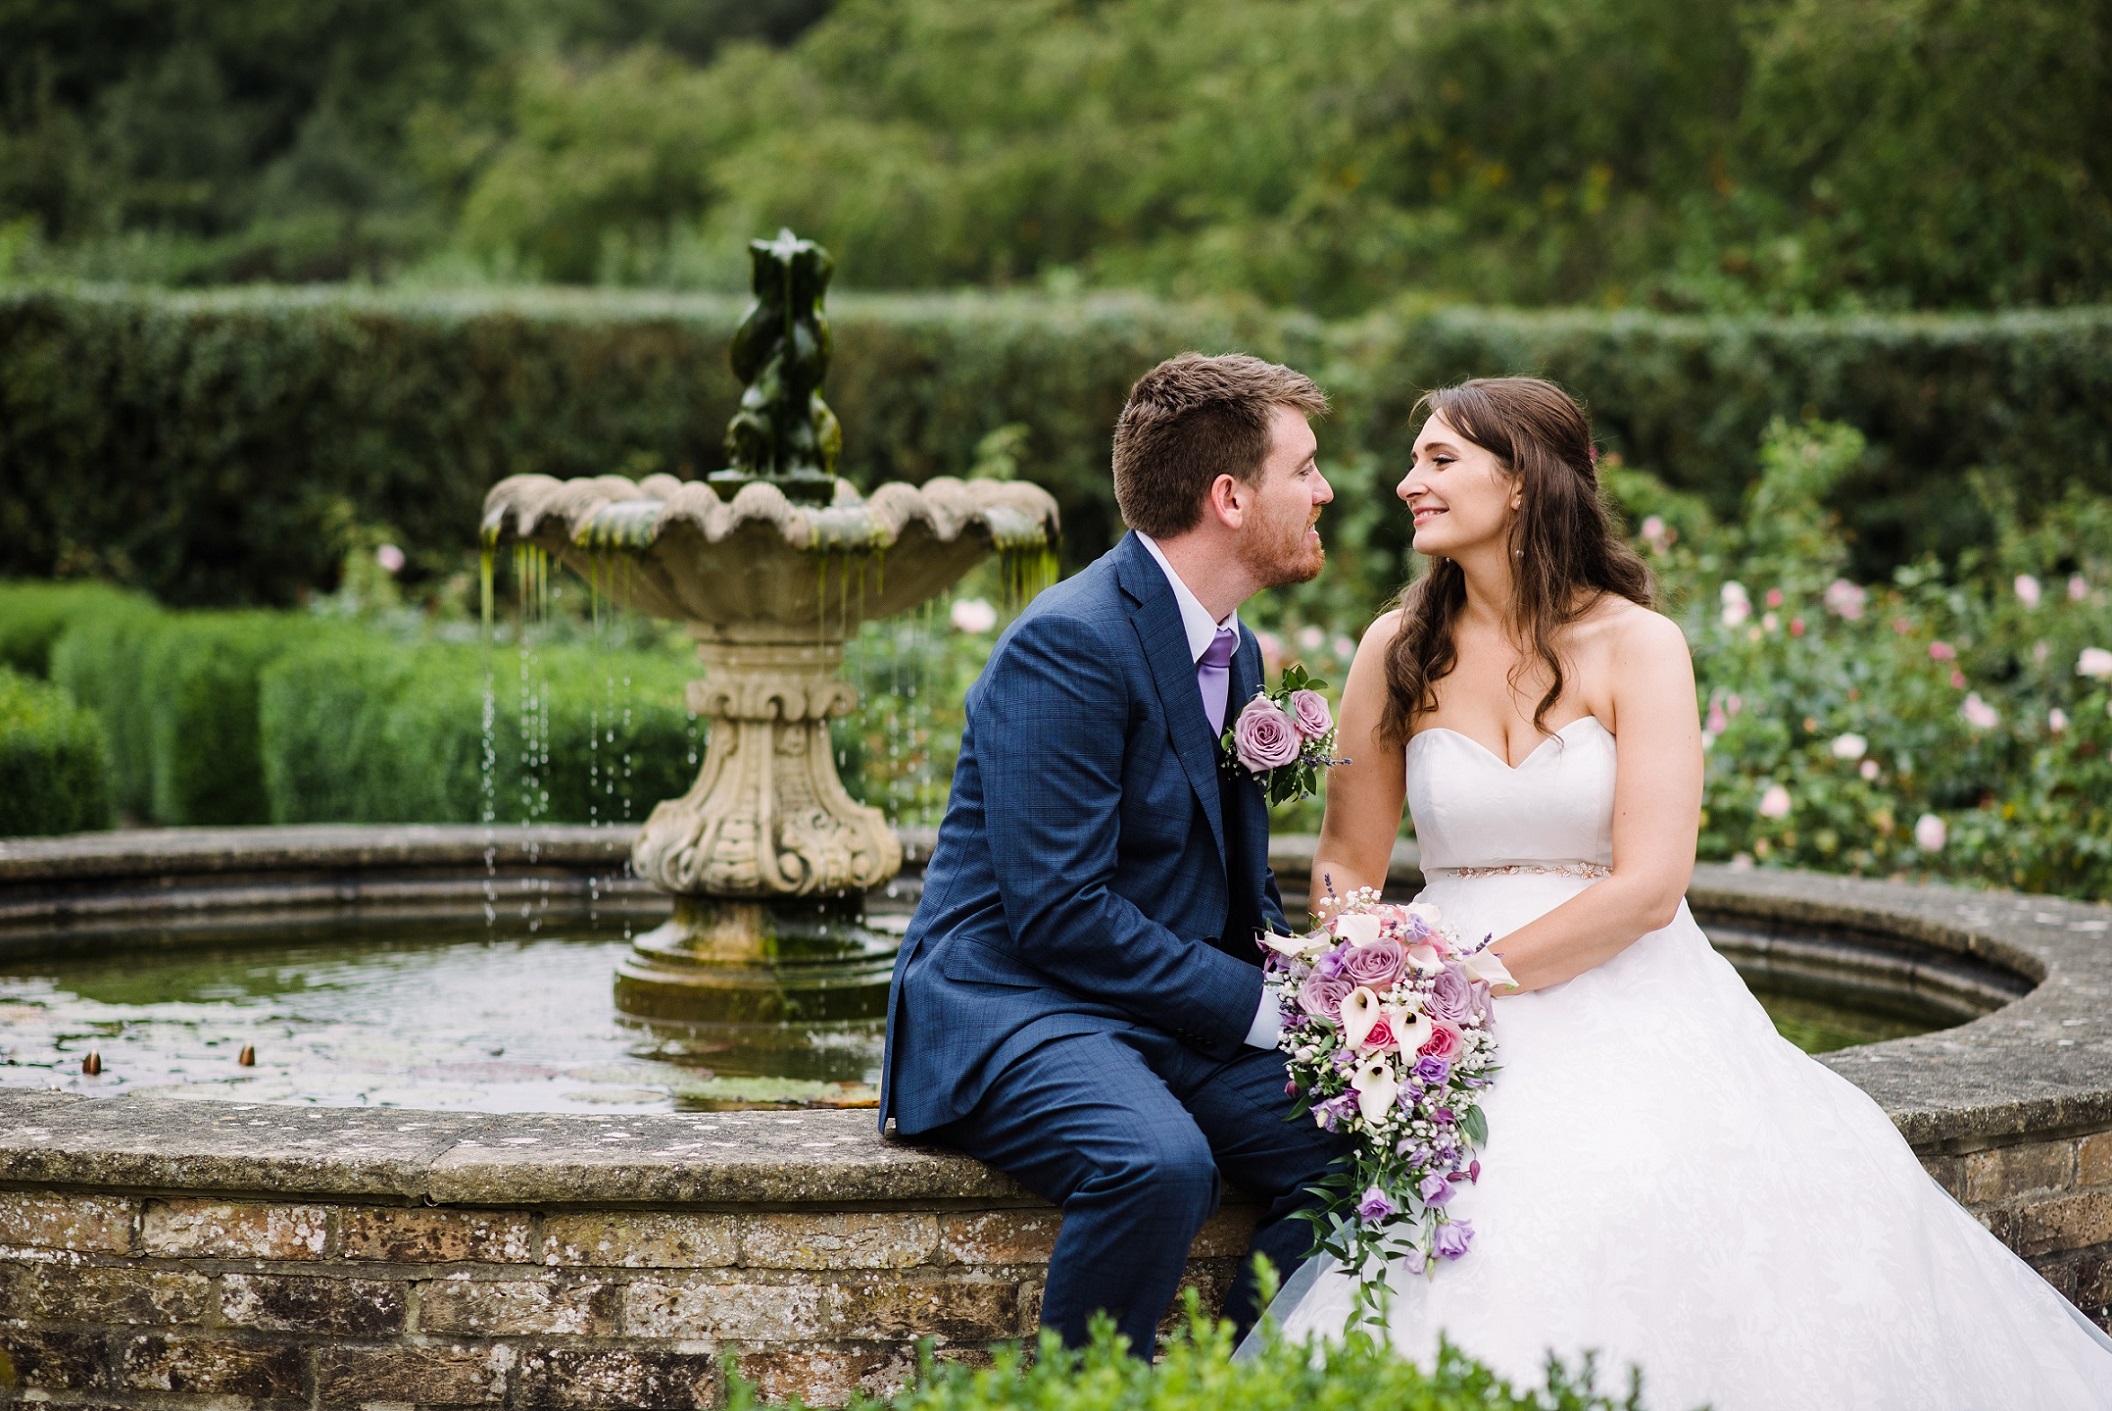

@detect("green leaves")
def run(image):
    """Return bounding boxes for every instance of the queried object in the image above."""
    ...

[0,666,112,836]
[827,1282,1653,1411]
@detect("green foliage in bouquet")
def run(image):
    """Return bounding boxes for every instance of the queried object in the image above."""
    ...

[0,668,112,836]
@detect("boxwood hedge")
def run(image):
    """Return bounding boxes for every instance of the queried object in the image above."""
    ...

[0,667,112,837]
[4,285,2107,606]
[257,634,701,827]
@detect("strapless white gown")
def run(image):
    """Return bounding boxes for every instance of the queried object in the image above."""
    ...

[1276,716,2112,1409]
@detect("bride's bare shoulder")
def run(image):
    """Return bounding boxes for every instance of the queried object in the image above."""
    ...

[1575,595,1687,662]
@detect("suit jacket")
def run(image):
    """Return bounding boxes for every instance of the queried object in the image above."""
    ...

[880,531,1289,1135]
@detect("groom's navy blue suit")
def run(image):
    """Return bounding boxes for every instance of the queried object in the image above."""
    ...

[882,531,1345,1353]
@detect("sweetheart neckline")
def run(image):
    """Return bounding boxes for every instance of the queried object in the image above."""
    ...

[1408,714,1611,772]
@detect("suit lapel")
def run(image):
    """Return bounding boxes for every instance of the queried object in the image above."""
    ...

[1115,536,1227,867]
[1226,628,1272,912]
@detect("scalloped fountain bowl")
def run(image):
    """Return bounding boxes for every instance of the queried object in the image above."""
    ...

[480,472,1059,1027]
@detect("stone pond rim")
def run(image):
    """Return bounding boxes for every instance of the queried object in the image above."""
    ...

[2,824,2110,1150]
[1,826,2108,1404]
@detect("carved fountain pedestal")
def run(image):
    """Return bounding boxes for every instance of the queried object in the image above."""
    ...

[481,230,1057,1027]
[620,638,901,1023]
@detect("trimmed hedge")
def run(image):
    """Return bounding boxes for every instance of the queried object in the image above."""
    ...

[0,668,112,836]
[258,634,700,826]
[4,285,2109,605]
[45,595,166,818]
[0,580,154,678]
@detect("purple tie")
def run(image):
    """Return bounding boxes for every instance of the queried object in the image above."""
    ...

[1198,625,1239,735]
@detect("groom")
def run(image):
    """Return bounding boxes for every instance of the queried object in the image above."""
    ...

[880,353,1348,1354]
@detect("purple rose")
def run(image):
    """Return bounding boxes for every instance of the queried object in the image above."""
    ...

[1289,689,1333,740]
[1428,965,1474,1024]
[1355,1185,1396,1223]
[1433,1219,1474,1261]
[1298,972,1354,1021]
[1232,695,1300,771]
[1418,1171,1453,1207]
[1340,937,1403,990]
[1414,1054,1451,1088]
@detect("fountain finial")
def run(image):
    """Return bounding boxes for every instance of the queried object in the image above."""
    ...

[712,229,843,506]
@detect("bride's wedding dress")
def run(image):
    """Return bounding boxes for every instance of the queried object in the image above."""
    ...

[1275,715,2112,1409]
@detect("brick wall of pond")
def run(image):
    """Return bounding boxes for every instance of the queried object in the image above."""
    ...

[0,1192,1256,1408]
[4,1132,2110,1409]
[1921,1129,2112,1319]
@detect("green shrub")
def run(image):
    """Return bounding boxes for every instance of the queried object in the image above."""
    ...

[46,595,166,818]
[824,1300,1645,1411]
[0,580,153,677]
[258,633,701,825]
[0,668,112,836]
[4,286,2110,608]
[136,613,353,826]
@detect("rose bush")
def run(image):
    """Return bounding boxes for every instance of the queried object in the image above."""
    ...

[1632,419,2112,901]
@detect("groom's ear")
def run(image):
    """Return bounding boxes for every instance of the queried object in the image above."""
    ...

[1205,471,1252,530]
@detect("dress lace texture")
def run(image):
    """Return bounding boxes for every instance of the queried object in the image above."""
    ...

[1275,716,2112,1410]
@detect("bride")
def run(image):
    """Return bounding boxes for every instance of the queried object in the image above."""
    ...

[1275,377,2112,1408]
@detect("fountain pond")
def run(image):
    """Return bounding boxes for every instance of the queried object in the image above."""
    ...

[0,839,2008,1112]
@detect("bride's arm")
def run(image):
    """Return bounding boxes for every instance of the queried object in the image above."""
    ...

[1309,611,1408,918]
[1490,609,1703,992]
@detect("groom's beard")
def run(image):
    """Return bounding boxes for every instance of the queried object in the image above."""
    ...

[1243,507,1327,587]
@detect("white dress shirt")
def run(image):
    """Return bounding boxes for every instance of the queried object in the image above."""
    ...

[1134,533,1284,1050]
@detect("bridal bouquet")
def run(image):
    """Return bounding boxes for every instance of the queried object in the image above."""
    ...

[1263,887,1512,1328]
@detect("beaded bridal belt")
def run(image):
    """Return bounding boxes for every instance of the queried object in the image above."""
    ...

[1425,861,1612,880]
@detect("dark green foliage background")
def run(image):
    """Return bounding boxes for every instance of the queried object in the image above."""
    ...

[3,284,2108,606]
[4,0,2106,313]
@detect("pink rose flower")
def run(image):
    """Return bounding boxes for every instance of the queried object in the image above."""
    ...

[1340,938,1403,990]
[1233,695,1300,771]
[1418,1021,1465,1063]
[1298,972,1354,1021]
[1289,689,1333,740]
[1358,1009,1401,1053]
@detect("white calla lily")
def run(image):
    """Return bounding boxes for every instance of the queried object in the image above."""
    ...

[1339,987,1384,1049]
[1260,929,1327,959]
[1462,949,1517,988]
[1331,912,1383,947]
[1351,1056,1401,1124]
[1403,941,1446,977]
[1388,1006,1433,1054]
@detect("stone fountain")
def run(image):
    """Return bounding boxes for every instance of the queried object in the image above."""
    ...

[481,231,1059,1024]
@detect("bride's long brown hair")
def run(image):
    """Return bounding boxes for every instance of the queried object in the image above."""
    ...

[1378,377,1653,747]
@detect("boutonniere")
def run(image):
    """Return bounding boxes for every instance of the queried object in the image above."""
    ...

[1221,664,1349,805]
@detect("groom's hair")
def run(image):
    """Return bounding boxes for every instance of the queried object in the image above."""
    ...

[1112,353,1328,537]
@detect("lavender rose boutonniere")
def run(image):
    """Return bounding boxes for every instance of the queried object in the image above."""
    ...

[1222,663,1348,805]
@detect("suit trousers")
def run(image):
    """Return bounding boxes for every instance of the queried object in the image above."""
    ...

[931,1023,1349,1355]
